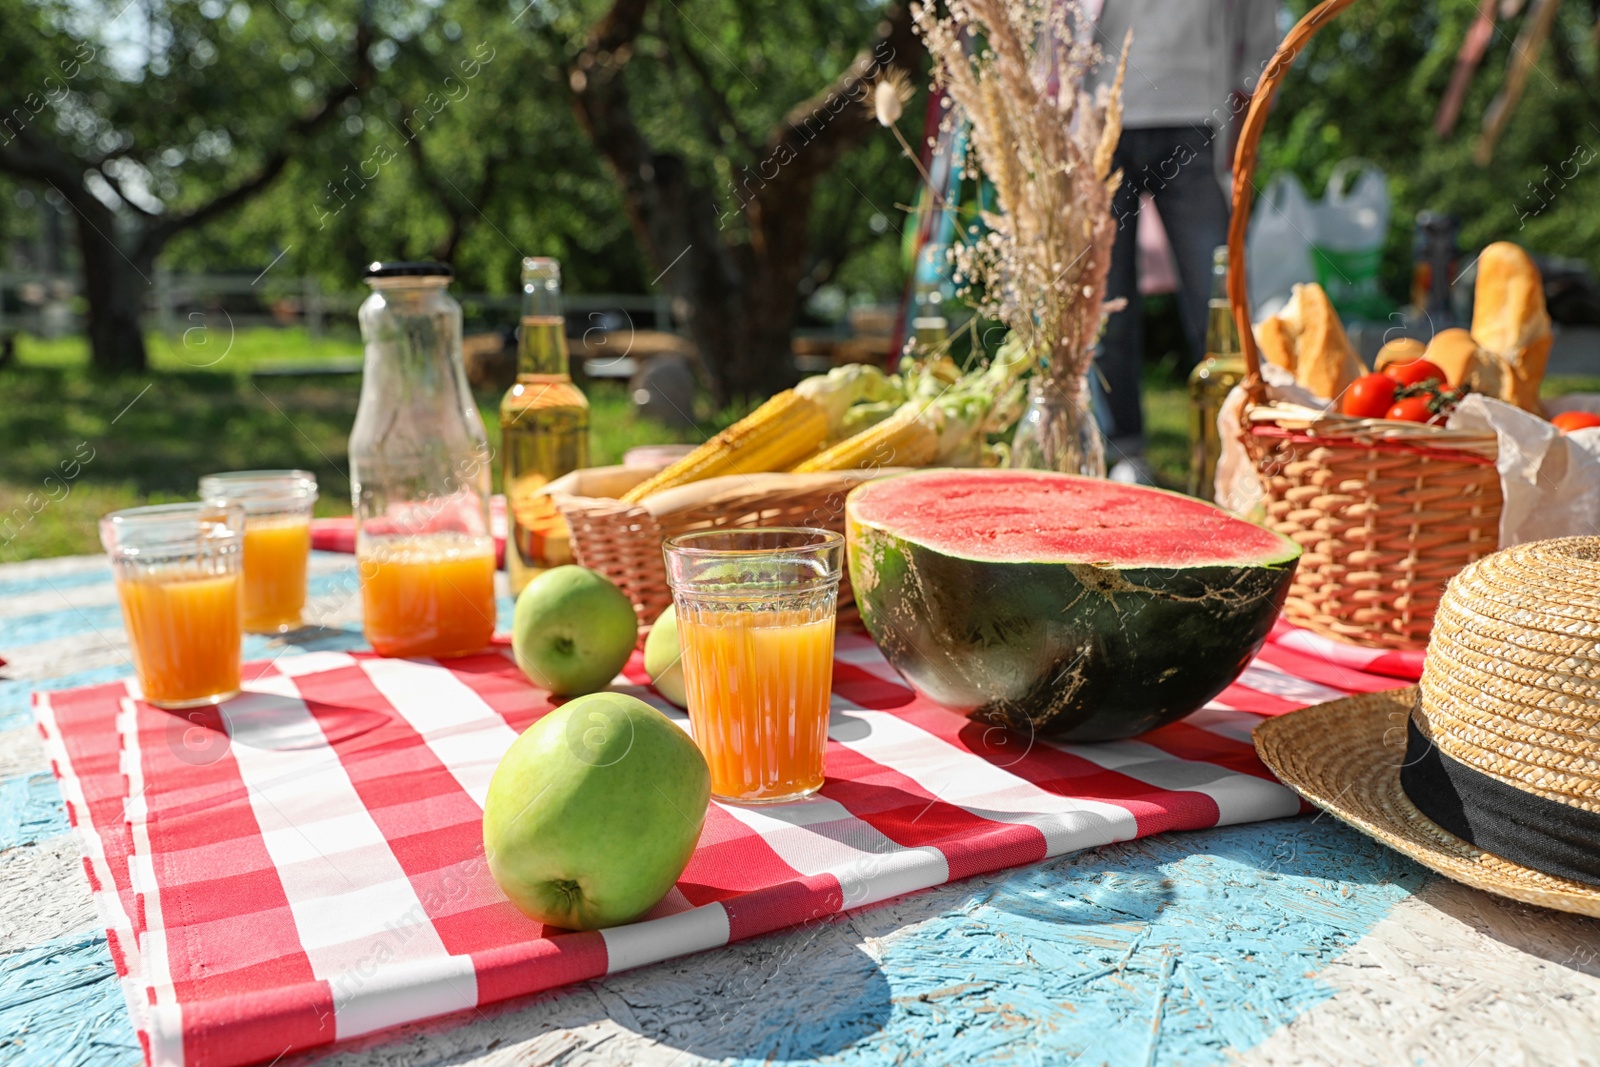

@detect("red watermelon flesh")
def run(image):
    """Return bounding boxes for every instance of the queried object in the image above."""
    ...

[846,469,1301,741]
[848,468,1295,568]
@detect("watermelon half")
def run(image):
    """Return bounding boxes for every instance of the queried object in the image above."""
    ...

[846,469,1301,742]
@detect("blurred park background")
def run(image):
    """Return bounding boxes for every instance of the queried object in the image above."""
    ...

[3,0,1600,558]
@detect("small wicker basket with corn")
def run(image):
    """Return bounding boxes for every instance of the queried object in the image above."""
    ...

[556,341,1034,626]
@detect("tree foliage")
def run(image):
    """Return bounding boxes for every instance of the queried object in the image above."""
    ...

[0,0,380,369]
[1,0,923,391]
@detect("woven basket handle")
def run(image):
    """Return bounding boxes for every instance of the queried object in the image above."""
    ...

[1228,0,1359,398]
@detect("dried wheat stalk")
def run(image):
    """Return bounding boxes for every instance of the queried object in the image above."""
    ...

[914,0,1127,384]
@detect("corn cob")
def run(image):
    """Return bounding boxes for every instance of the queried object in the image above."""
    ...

[618,364,900,504]
[791,408,938,472]
[620,389,828,504]
[794,333,1037,473]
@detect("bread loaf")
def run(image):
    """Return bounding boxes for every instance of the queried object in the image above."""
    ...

[1420,328,1507,399]
[1252,283,1367,401]
[1471,242,1550,412]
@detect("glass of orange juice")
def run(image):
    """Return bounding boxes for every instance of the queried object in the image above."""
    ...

[663,528,843,804]
[199,470,317,634]
[100,503,246,709]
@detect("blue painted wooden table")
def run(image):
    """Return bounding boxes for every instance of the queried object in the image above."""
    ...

[6,552,1600,1066]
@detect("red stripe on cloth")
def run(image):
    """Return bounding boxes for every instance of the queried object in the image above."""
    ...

[828,663,916,711]
[618,650,652,688]
[469,931,609,1005]
[1268,620,1426,681]
[721,872,848,942]
[1213,681,1302,716]
[1137,720,1283,783]
[47,683,139,902]
[676,803,808,908]
[179,982,343,1067]
[1252,643,1406,695]
[106,927,130,978]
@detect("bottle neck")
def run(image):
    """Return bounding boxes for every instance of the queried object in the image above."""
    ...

[519,314,571,377]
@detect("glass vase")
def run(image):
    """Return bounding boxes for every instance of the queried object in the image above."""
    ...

[1008,377,1106,478]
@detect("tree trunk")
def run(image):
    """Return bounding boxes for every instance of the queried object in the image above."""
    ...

[569,0,921,402]
[74,199,150,374]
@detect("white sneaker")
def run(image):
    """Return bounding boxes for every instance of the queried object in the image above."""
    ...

[1108,457,1157,486]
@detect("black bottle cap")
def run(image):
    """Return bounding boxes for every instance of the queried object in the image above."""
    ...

[364,261,453,279]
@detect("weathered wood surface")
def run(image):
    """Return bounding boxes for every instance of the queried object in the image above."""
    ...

[4,553,1600,1067]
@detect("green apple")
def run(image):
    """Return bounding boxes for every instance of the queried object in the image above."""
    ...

[482,691,710,930]
[513,566,638,696]
[642,604,687,708]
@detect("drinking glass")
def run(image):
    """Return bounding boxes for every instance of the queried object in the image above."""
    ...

[663,528,843,804]
[100,503,245,709]
[199,470,317,634]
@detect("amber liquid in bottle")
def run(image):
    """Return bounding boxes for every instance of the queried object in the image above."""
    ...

[1187,247,1245,502]
[501,298,590,594]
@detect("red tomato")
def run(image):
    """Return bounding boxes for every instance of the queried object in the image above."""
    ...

[1385,396,1441,424]
[1342,373,1398,418]
[1551,411,1600,433]
[1382,358,1449,388]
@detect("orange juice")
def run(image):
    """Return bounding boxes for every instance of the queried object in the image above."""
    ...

[359,533,497,658]
[240,516,311,633]
[117,569,243,708]
[677,608,835,802]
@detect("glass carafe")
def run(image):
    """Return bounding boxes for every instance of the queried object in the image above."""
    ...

[350,262,497,658]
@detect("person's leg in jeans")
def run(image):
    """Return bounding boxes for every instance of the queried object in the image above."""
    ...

[1095,130,1151,469]
[1150,127,1230,372]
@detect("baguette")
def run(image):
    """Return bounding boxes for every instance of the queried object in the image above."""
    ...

[1471,242,1551,412]
[1252,283,1367,401]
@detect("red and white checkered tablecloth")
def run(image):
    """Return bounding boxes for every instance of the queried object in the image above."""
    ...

[34,627,1418,1067]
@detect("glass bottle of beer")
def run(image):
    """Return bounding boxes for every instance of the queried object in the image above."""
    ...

[500,257,590,595]
[1187,245,1245,502]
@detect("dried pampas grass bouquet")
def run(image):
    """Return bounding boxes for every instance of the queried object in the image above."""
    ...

[913,0,1127,473]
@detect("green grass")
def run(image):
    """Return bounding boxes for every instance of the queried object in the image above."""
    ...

[0,331,725,561]
[0,329,1194,561]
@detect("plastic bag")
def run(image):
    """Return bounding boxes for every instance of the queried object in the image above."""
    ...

[1447,393,1600,547]
[1309,160,1391,320]
[1246,173,1318,320]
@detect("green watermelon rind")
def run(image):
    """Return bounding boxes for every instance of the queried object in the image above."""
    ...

[846,475,1301,742]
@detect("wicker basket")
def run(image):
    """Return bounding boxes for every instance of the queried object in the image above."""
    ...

[1227,0,1502,651]
[550,466,905,630]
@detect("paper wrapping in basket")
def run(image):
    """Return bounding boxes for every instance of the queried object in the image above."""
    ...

[1446,394,1600,547]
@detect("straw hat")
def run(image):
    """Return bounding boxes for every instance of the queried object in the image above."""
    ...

[1255,537,1600,916]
